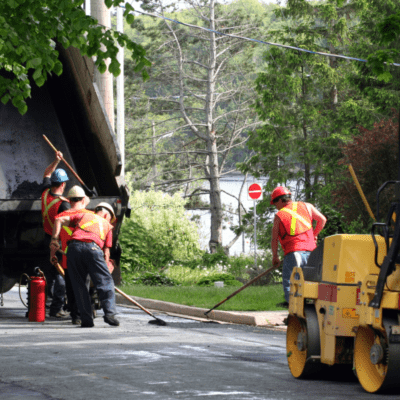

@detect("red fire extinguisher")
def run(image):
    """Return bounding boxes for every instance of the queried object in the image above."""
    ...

[28,269,46,323]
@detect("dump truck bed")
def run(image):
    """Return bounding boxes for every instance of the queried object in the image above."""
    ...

[0,45,129,292]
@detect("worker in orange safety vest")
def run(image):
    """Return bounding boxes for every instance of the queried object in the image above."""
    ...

[270,186,327,307]
[55,185,93,325]
[41,151,70,318]
[50,202,119,328]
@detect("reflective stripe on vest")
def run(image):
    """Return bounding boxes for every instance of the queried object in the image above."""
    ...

[63,226,73,236]
[42,189,62,230]
[278,202,312,236]
[58,209,94,251]
[78,214,111,240]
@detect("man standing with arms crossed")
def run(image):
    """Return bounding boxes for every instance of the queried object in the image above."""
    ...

[50,202,119,328]
[270,186,327,307]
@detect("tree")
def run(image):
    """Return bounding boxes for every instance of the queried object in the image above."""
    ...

[348,0,400,115]
[124,0,266,252]
[241,0,364,204]
[234,0,383,252]
[334,114,398,225]
[0,0,149,115]
[333,0,400,225]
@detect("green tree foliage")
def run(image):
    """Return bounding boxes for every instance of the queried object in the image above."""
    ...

[123,0,269,251]
[0,0,149,114]
[119,184,201,276]
[237,0,388,250]
[241,0,369,202]
[349,0,400,114]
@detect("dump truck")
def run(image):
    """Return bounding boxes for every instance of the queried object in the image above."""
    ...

[286,178,400,392]
[0,45,130,297]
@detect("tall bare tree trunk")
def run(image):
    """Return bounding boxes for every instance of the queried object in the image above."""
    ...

[207,135,222,252]
[206,0,223,252]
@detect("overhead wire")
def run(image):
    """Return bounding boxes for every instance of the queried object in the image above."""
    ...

[125,7,400,68]
[122,1,395,220]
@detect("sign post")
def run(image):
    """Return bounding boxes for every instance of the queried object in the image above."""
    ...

[248,183,263,269]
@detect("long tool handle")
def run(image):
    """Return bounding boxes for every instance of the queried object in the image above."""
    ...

[54,262,65,277]
[43,135,86,186]
[204,265,277,315]
[348,164,376,221]
[43,135,96,197]
[115,287,157,319]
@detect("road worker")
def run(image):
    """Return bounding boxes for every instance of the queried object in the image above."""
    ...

[41,151,70,318]
[50,202,119,328]
[270,186,327,307]
[54,186,92,325]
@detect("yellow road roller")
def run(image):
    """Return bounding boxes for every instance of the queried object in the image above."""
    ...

[286,181,400,393]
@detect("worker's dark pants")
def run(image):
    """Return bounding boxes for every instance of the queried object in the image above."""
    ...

[64,269,89,320]
[67,241,116,325]
[41,236,65,315]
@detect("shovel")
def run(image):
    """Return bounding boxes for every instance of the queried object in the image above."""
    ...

[43,135,98,198]
[115,287,167,326]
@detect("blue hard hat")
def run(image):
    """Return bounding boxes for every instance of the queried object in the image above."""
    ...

[50,168,69,183]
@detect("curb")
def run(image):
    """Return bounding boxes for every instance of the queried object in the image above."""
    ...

[116,293,287,330]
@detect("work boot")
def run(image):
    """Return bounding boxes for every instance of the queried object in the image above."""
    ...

[104,315,120,326]
[276,301,289,309]
[49,310,70,318]
[72,318,82,325]
[81,321,94,328]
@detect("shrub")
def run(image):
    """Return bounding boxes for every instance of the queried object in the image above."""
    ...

[184,248,229,269]
[120,185,201,278]
[226,254,256,279]
[196,272,242,287]
[129,272,179,286]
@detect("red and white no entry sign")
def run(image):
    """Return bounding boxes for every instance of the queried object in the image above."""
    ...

[248,183,263,201]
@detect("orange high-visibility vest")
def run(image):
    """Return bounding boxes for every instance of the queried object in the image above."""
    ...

[41,189,69,236]
[277,202,315,255]
[57,208,94,269]
[277,202,312,236]
[76,213,113,241]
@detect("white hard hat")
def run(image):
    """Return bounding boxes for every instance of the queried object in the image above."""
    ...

[67,185,86,199]
[95,202,115,220]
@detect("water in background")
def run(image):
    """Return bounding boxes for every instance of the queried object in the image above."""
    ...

[187,174,268,255]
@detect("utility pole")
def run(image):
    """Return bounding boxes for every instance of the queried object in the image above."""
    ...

[84,0,90,15]
[91,0,114,129]
[152,121,156,181]
[117,5,125,176]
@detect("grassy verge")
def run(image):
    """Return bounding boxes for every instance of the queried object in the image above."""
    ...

[118,284,286,311]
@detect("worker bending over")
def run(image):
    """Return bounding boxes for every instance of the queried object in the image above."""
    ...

[270,186,327,307]
[41,151,70,318]
[55,186,92,325]
[50,202,119,328]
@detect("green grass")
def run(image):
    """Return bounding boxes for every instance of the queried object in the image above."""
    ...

[118,284,286,311]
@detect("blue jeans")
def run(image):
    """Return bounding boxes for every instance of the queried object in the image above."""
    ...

[282,251,311,303]
[67,241,116,325]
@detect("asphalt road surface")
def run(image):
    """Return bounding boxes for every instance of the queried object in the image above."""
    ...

[0,287,398,400]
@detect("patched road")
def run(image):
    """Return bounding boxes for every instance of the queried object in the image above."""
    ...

[0,288,397,399]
